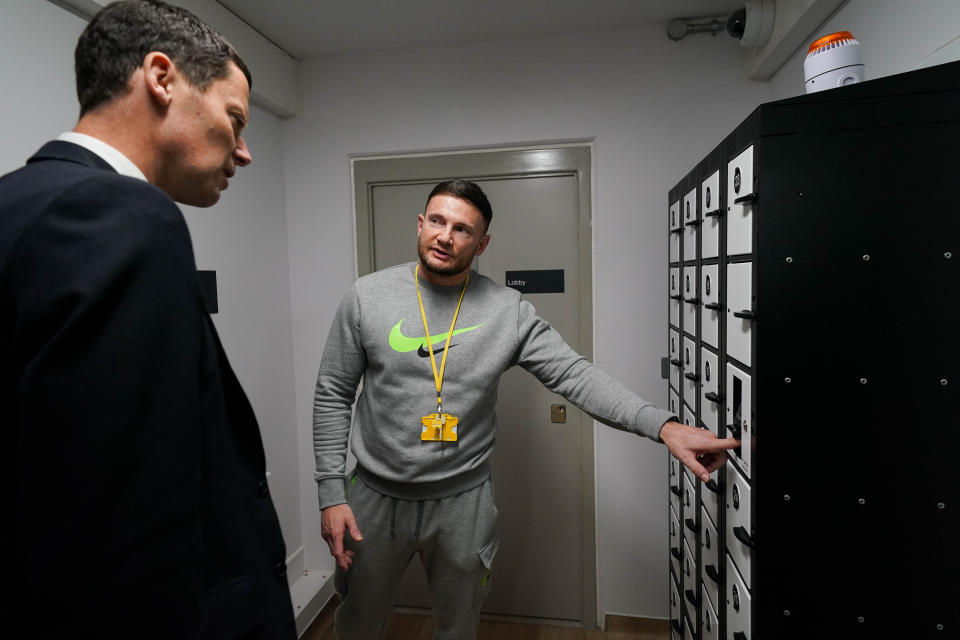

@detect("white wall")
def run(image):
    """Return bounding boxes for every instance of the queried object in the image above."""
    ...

[281,25,772,617]
[769,0,960,100]
[1,0,303,582]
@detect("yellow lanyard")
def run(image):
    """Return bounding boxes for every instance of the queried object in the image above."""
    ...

[414,263,469,410]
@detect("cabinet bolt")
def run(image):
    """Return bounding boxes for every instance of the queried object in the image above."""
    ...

[784,494,791,501]
[859,378,868,385]
[784,377,792,384]
[945,252,952,259]
[938,502,946,510]
[940,379,948,386]
[785,256,793,263]
[862,254,870,261]
[858,617,865,623]
[784,610,791,616]
[858,498,866,505]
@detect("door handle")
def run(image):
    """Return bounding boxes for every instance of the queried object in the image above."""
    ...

[734,192,757,205]
[733,309,756,321]
[705,563,720,583]
[733,525,756,549]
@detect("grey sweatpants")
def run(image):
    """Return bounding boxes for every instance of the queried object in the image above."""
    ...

[333,472,500,640]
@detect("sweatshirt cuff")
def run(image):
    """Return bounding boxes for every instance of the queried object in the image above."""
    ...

[317,477,347,510]
[636,406,679,442]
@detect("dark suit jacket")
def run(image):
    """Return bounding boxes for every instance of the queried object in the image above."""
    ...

[0,141,297,638]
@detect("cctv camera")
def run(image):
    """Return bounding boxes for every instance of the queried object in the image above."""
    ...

[726,8,746,40]
[725,0,774,48]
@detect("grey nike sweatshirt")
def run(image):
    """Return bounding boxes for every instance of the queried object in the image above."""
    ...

[313,262,675,508]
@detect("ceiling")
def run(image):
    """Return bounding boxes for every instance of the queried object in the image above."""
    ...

[217,0,745,59]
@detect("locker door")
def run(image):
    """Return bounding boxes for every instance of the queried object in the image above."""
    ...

[701,264,720,348]
[702,585,720,640]
[683,337,698,404]
[669,389,680,419]
[670,505,682,581]
[683,266,698,336]
[700,506,721,610]
[725,262,753,367]
[699,348,720,434]
[683,188,698,262]
[701,170,721,260]
[726,145,755,256]
[670,227,681,263]
[670,200,682,232]
[725,363,753,478]
[726,554,752,640]
[670,267,681,328]
[670,572,683,638]
[669,330,681,392]
[725,461,753,590]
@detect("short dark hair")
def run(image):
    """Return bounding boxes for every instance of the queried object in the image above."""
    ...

[426,179,493,230]
[75,0,252,116]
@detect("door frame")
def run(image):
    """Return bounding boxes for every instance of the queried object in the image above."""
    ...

[351,143,597,628]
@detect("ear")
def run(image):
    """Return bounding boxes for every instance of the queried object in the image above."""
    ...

[475,234,491,256]
[417,213,424,236]
[142,51,175,108]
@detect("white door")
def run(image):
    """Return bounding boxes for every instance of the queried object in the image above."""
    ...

[354,146,594,623]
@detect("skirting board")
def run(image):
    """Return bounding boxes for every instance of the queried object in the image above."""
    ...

[292,570,334,637]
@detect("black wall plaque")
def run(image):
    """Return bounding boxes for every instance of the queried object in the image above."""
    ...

[505,269,564,294]
[197,270,218,314]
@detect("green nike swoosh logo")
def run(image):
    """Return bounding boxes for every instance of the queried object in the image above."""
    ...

[388,319,484,352]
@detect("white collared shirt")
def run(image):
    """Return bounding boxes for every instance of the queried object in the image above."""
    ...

[56,131,148,182]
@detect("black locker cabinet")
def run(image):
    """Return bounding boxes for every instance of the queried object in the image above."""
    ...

[666,60,959,639]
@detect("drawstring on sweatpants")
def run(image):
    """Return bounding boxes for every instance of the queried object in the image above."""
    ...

[389,498,398,539]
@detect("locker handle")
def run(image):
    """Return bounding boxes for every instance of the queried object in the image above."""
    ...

[670,294,683,300]
[684,219,701,227]
[733,309,756,321]
[684,297,700,304]
[704,478,720,494]
[733,525,756,549]
[670,227,682,235]
[734,632,748,640]
[703,208,722,218]
[671,486,682,497]
[705,563,720,583]
[684,372,699,382]
[685,589,698,606]
[671,546,682,561]
[671,619,682,634]
[734,192,757,205]
[704,302,722,311]
[727,423,742,439]
[685,517,698,533]
[705,391,723,404]
[670,358,682,366]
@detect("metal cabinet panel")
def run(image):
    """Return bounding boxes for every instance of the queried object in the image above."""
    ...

[670,266,681,328]
[701,170,721,260]
[699,348,720,433]
[701,264,720,348]
[725,461,753,590]
[726,145,754,257]
[725,363,753,478]
[682,537,696,590]
[725,262,753,367]
[669,389,680,419]
[683,188,698,262]
[684,615,696,640]
[671,229,681,263]
[726,554,752,640]
[701,505,721,610]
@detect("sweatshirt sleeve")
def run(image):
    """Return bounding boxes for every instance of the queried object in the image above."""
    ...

[514,300,676,441]
[313,288,366,509]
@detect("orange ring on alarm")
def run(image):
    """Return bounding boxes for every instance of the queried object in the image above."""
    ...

[808,31,855,53]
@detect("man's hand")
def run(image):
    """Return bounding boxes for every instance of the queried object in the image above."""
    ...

[659,421,739,482]
[321,504,363,571]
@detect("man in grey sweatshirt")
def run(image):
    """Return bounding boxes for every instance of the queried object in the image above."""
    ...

[313,179,737,639]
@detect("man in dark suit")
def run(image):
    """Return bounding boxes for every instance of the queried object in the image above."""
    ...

[0,1,297,637]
